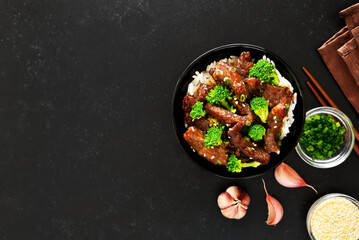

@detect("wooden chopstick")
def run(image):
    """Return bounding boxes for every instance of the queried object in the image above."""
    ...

[302,67,339,109]
[303,67,359,157]
[306,82,327,107]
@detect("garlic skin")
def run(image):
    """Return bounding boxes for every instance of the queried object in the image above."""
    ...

[217,186,250,219]
[262,179,283,226]
[275,162,317,194]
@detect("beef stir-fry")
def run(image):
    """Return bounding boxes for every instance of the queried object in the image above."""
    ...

[182,52,295,173]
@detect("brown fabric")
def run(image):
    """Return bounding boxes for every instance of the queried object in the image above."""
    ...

[318,3,359,114]
[340,3,359,31]
[318,27,359,113]
[337,37,359,87]
[352,26,359,45]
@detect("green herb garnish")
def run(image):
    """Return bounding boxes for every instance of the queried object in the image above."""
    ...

[299,114,346,160]
[240,94,246,102]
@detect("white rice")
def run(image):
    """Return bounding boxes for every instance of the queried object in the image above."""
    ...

[186,55,296,140]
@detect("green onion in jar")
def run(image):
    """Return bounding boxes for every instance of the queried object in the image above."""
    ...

[299,114,346,160]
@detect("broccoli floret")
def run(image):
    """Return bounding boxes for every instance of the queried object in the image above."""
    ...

[248,124,266,141]
[206,85,236,113]
[190,102,206,119]
[204,124,225,148]
[250,97,269,123]
[249,59,279,86]
[226,154,261,173]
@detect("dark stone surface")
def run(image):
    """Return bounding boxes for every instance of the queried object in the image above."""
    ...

[0,0,358,239]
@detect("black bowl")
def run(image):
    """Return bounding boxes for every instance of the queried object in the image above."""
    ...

[172,43,305,179]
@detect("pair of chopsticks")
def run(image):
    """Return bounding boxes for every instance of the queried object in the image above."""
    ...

[302,67,359,157]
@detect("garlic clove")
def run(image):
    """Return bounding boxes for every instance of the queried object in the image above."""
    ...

[275,162,317,194]
[262,179,283,226]
[217,186,250,220]
[221,204,247,219]
[226,186,250,209]
[226,186,242,200]
[217,192,235,210]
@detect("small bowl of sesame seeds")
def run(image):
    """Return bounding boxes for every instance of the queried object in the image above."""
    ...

[306,193,359,240]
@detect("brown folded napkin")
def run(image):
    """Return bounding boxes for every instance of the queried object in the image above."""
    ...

[352,26,359,44]
[318,3,359,114]
[337,37,359,87]
[340,3,359,32]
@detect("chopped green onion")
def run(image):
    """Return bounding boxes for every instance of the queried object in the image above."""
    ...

[299,114,346,160]
[240,94,246,102]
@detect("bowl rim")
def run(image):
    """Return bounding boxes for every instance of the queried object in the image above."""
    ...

[306,193,359,240]
[171,43,305,179]
[295,106,355,168]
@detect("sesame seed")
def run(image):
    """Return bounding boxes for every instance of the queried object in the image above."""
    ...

[211,156,215,159]
[311,197,359,240]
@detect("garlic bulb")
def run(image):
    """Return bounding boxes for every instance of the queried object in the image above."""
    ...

[217,186,250,219]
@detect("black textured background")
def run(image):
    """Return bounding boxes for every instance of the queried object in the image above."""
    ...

[0,0,358,239]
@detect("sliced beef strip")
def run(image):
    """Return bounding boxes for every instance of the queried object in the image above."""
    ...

[231,51,254,79]
[183,95,196,126]
[264,103,287,154]
[233,148,251,163]
[262,84,294,108]
[204,103,250,127]
[193,118,210,132]
[229,100,256,122]
[243,77,262,97]
[183,126,228,165]
[210,61,248,100]
[182,95,210,131]
[228,122,270,165]
[193,83,214,102]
